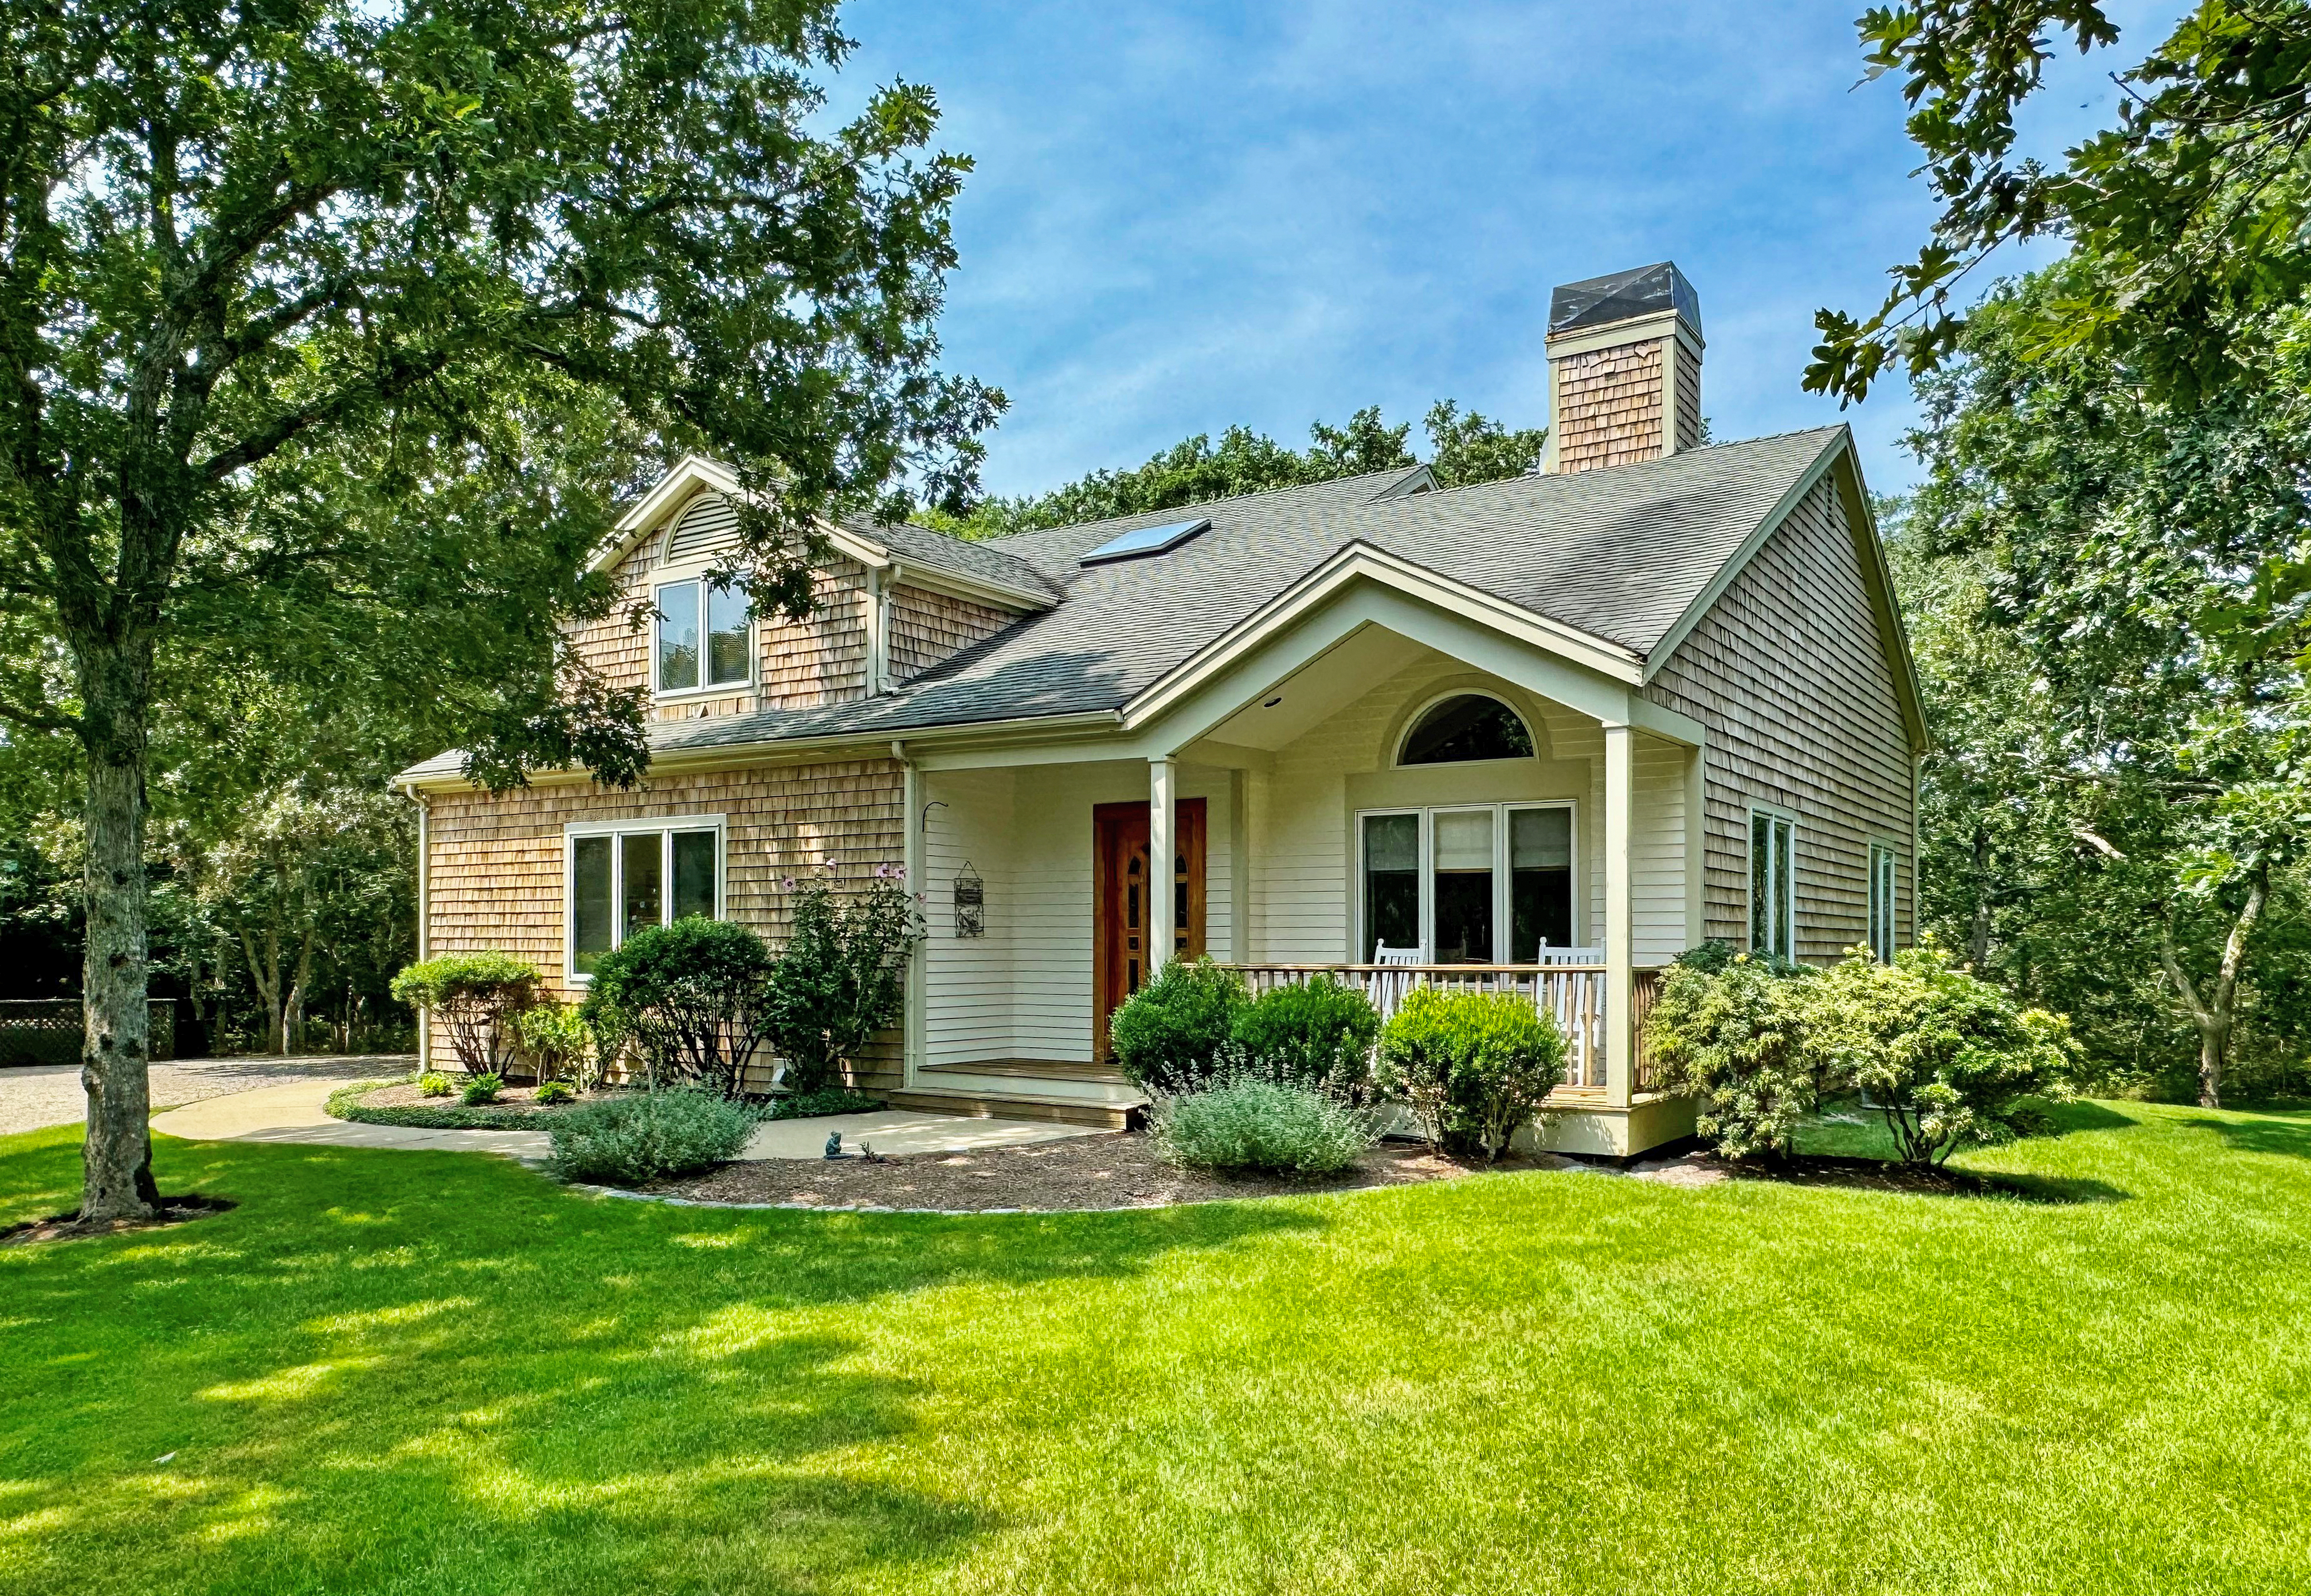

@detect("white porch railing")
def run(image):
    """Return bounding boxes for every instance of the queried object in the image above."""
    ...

[1224,963,1615,1089]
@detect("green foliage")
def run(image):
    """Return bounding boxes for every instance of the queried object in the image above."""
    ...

[1228,977,1381,1104]
[514,1002,598,1088]
[1814,2,2311,403]
[1151,1079,1378,1175]
[579,920,774,1099]
[1107,960,1249,1097]
[1894,262,2311,1107]
[761,1088,885,1121]
[416,1072,454,1099]
[756,870,923,1095]
[1644,956,1819,1160]
[389,954,542,1076]
[533,1080,577,1107]
[1376,989,1568,1162]
[545,1090,754,1187]
[461,1073,504,1107]
[1803,944,2081,1167]
[923,401,1544,539]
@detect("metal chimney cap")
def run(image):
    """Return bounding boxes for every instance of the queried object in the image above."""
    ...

[1548,262,1701,340]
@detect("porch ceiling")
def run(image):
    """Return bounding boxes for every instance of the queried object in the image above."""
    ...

[1200,625,1433,750]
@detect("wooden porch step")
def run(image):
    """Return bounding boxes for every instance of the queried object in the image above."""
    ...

[886,1085,1145,1131]
[919,1059,1130,1086]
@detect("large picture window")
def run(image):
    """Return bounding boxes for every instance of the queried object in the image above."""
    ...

[1357,804,1574,963]
[567,819,724,977]
[655,578,751,693]
[1750,810,1796,962]
[1869,843,1898,963]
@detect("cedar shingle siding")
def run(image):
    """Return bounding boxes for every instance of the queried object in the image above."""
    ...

[890,585,1015,685]
[422,759,907,1091]
[1553,339,1664,472]
[1644,472,1915,959]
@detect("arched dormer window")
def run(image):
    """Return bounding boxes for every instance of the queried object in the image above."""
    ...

[1399,693,1534,766]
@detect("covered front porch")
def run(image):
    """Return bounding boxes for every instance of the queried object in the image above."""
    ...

[890,570,1709,1156]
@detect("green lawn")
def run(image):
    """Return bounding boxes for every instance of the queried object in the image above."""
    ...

[3,1101,2307,1595]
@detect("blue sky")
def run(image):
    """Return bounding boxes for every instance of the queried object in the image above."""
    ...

[836,1,2179,501]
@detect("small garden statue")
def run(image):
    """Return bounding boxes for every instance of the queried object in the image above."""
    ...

[824,1131,844,1160]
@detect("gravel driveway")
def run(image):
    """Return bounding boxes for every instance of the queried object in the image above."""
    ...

[0,1056,414,1137]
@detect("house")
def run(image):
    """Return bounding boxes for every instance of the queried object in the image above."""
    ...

[394,262,1926,1158]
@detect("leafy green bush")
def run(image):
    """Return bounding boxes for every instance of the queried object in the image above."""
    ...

[1152,1079,1378,1174]
[1230,976,1381,1103]
[757,869,922,1094]
[1645,955,1818,1160]
[761,1087,883,1120]
[416,1071,454,1099]
[515,1002,597,1088]
[1801,943,2079,1166]
[461,1072,504,1106]
[1377,989,1568,1161]
[389,952,542,1076]
[1108,959,1247,1096]
[533,1079,577,1105]
[545,1089,754,1186]
[581,919,773,1097]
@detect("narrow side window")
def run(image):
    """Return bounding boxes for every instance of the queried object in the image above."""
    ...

[656,579,701,691]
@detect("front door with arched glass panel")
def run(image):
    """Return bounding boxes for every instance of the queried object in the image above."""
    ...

[1093,799,1207,1061]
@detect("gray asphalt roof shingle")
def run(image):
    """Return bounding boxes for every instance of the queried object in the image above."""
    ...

[399,426,1847,783]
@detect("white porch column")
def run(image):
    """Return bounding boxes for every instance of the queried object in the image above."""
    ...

[1603,723,1635,1109]
[1149,756,1178,972]
[898,744,925,1086]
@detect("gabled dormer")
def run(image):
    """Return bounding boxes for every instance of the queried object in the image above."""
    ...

[570,457,1055,723]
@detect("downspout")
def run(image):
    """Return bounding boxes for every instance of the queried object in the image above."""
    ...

[399,784,432,1070]
[894,740,925,1088]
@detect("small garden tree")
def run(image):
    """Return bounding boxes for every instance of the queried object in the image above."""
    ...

[1377,988,1566,1162]
[581,920,774,1098]
[756,867,922,1094]
[388,953,540,1077]
[1107,959,1247,1097]
[1644,954,1816,1160]
[1801,943,2079,1167]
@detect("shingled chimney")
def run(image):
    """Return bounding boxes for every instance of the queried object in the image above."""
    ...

[1540,262,1703,475]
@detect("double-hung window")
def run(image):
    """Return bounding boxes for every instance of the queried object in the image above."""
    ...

[655,578,751,693]
[1868,843,1898,962]
[566,819,724,978]
[1749,809,1796,962]
[1357,804,1576,963]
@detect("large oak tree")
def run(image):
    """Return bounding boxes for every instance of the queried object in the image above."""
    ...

[0,0,997,1218]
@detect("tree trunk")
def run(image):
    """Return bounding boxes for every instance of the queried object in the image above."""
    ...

[2158,865,2269,1112]
[1968,823,1992,969]
[77,646,160,1221]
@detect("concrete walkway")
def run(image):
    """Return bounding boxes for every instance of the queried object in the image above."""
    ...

[1,1055,414,1138]
[143,1077,1104,1164]
[151,1079,553,1161]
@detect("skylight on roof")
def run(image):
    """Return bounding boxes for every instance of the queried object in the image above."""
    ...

[1079,517,1210,566]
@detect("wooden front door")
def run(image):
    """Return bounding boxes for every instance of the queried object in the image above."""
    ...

[1093,798,1207,1060]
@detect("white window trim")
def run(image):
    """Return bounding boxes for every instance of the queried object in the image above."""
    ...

[1354,801,1578,963]
[563,815,730,983]
[1867,839,1900,963]
[1747,804,1798,962]
[1392,689,1538,767]
[651,568,756,700]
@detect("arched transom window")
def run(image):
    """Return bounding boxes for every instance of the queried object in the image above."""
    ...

[1399,694,1535,765]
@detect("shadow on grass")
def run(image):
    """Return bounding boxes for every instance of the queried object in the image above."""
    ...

[0,1127,1331,1593]
[2180,1107,2311,1160]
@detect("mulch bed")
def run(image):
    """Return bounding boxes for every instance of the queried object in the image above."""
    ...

[650,1134,1584,1212]
[645,1135,2085,1213]
[1,1194,236,1249]
[358,1080,603,1116]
